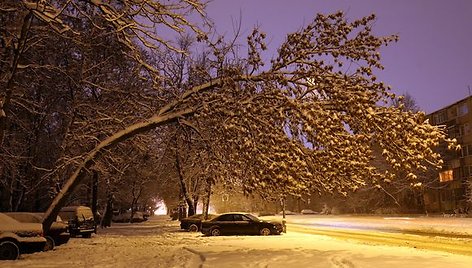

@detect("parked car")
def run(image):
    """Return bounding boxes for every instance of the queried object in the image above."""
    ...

[300,209,318,215]
[278,210,297,215]
[5,212,70,251]
[201,213,283,236]
[0,213,46,260]
[58,206,96,238]
[258,211,276,217]
[112,211,147,223]
[180,214,217,232]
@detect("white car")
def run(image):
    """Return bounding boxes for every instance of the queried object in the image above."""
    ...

[0,213,46,260]
[301,209,318,215]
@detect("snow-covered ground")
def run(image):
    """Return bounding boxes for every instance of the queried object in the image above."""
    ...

[2,215,472,268]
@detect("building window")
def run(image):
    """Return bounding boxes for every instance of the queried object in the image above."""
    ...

[461,144,472,157]
[449,124,470,138]
[453,168,461,179]
[449,106,458,118]
[448,125,459,138]
[458,103,469,116]
[433,111,448,124]
[439,170,453,182]
[460,123,471,136]
[463,166,471,178]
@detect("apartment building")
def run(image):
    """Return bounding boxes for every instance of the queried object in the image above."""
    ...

[424,96,472,213]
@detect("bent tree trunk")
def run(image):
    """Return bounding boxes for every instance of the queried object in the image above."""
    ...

[42,107,195,232]
[41,77,244,232]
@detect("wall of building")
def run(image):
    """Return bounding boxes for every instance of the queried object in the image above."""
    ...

[425,97,472,213]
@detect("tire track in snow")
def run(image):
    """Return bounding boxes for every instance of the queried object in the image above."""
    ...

[183,247,206,268]
[330,255,355,268]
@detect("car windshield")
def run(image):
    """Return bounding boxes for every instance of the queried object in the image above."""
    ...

[78,209,94,220]
[58,211,75,221]
[244,214,260,222]
[0,213,18,224]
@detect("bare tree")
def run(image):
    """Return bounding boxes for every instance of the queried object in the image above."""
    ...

[392,92,420,113]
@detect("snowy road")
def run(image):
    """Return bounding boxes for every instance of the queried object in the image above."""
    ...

[269,214,472,237]
[287,223,472,256]
[263,214,472,256]
[2,215,472,268]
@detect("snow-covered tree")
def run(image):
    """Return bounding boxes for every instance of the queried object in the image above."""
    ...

[192,15,456,198]
[0,2,453,230]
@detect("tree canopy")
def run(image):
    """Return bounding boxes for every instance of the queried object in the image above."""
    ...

[0,1,455,230]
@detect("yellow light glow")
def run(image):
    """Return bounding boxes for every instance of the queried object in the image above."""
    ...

[154,200,167,215]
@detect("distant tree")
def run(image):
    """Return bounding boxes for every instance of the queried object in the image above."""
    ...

[392,92,420,113]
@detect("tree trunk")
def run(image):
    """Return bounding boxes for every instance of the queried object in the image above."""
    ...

[42,107,195,232]
[175,149,195,217]
[193,196,199,214]
[42,78,226,232]
[91,171,99,224]
[203,179,212,219]
[130,184,142,223]
[101,192,113,228]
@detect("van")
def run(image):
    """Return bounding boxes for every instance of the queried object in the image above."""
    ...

[58,206,96,238]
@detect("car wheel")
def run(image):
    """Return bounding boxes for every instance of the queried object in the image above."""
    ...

[188,224,199,232]
[0,241,20,260]
[210,227,221,236]
[260,227,271,236]
[82,233,92,238]
[44,236,55,251]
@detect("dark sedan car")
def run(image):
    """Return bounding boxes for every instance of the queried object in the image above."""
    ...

[180,214,216,232]
[201,213,283,236]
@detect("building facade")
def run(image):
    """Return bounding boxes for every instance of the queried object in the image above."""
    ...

[424,96,472,213]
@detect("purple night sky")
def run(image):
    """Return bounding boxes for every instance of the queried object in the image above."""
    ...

[204,0,472,113]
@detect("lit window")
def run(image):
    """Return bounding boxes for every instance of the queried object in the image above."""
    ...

[439,170,453,182]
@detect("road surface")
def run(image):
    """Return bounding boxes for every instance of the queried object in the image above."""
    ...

[288,223,472,256]
[267,215,472,256]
